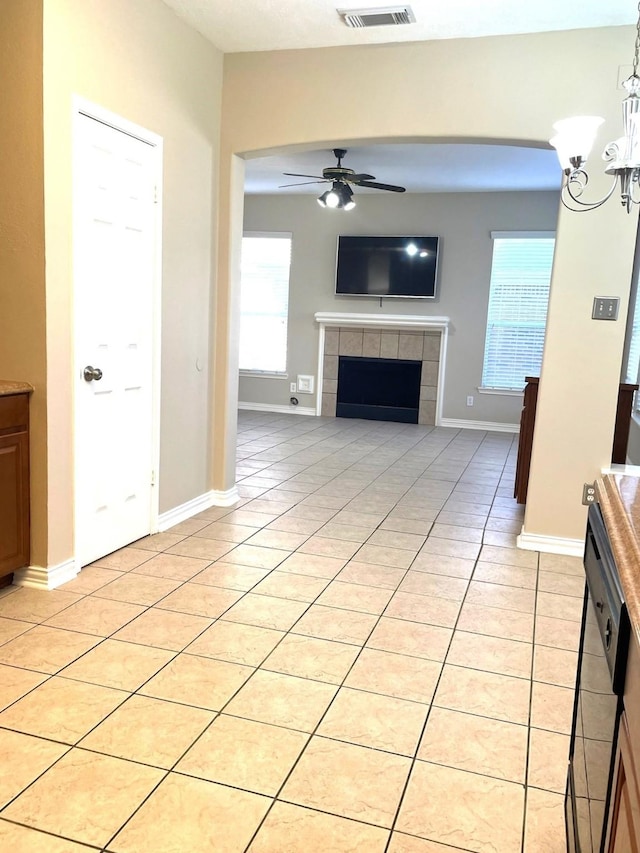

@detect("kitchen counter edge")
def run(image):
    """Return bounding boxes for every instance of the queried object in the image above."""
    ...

[597,473,640,646]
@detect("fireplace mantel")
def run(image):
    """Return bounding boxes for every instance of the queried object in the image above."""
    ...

[315,312,450,332]
[314,312,450,424]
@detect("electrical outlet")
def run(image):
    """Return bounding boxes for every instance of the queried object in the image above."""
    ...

[466,395,474,407]
[582,482,596,506]
[290,382,297,393]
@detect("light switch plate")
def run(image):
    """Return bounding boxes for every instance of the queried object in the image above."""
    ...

[297,375,314,394]
[592,297,620,321]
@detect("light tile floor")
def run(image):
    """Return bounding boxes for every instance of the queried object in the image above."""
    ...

[0,412,584,852]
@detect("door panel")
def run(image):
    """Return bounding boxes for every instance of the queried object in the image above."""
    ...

[74,113,159,567]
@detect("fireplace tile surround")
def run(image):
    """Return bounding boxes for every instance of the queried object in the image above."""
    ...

[314,313,450,426]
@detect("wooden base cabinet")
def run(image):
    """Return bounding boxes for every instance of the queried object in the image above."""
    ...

[0,393,30,585]
[608,713,640,852]
[514,380,639,504]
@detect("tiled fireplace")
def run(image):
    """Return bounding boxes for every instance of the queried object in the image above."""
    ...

[314,313,450,426]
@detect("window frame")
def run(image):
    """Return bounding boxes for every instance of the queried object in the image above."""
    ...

[622,232,640,416]
[239,230,292,378]
[479,230,556,394]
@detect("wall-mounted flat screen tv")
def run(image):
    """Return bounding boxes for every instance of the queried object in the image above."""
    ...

[335,235,439,299]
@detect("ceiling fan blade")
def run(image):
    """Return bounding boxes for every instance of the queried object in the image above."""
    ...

[283,172,325,179]
[349,173,376,182]
[356,181,406,193]
[278,180,328,188]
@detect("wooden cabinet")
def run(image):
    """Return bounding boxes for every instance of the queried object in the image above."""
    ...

[0,392,30,586]
[606,636,640,852]
[514,379,639,504]
[514,377,538,504]
[608,713,640,852]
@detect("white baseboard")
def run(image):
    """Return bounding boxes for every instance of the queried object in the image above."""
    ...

[238,401,316,417]
[439,417,519,433]
[158,486,241,531]
[517,530,584,557]
[13,558,79,591]
[210,486,241,507]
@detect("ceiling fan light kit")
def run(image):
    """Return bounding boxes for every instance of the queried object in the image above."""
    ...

[318,181,356,210]
[284,148,405,211]
[550,0,640,212]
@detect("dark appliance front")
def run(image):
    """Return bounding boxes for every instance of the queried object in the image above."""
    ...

[565,503,630,852]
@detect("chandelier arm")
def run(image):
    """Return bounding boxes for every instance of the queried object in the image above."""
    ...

[561,173,620,211]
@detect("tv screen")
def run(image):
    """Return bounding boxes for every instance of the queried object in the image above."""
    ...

[335,235,439,299]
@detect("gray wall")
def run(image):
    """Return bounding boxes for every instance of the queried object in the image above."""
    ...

[241,190,560,424]
[627,418,640,464]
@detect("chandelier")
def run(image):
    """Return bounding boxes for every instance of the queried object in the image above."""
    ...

[550,4,640,213]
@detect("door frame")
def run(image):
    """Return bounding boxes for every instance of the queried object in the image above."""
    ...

[71,97,163,571]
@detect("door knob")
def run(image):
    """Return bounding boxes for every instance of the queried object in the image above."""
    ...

[83,365,103,382]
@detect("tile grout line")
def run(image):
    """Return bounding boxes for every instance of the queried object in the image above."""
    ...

[0,421,566,851]
[238,428,470,850]
[379,430,514,851]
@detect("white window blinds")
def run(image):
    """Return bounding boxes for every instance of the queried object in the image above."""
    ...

[481,233,555,391]
[624,267,640,411]
[239,233,292,374]
[625,312,640,387]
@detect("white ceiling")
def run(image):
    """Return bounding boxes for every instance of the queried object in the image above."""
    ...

[160,0,634,54]
[244,143,563,195]
[159,0,634,195]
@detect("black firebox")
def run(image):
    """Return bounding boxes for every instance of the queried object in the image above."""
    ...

[336,356,421,424]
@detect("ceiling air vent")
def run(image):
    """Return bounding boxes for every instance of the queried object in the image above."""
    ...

[338,5,416,28]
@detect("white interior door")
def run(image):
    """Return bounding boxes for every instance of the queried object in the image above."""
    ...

[74,110,161,568]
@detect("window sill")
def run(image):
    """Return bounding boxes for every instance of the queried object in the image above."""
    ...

[478,387,525,396]
[240,370,288,380]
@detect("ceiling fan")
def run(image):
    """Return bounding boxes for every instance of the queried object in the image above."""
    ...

[280,148,406,209]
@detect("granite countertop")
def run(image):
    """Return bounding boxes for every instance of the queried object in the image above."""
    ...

[597,473,640,645]
[0,380,34,397]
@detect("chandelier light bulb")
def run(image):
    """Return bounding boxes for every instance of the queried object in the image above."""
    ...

[551,116,605,166]
[549,135,578,172]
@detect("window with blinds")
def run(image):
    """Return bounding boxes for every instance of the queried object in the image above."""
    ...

[625,314,640,387]
[481,233,556,391]
[239,233,292,374]
[624,269,640,411]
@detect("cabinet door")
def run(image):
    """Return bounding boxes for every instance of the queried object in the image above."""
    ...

[608,714,640,853]
[0,430,29,576]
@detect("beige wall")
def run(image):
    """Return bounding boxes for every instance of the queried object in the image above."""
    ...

[41,0,223,566]
[0,1,48,565]
[220,25,638,544]
[3,10,635,565]
[526,190,638,543]
[241,190,559,423]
